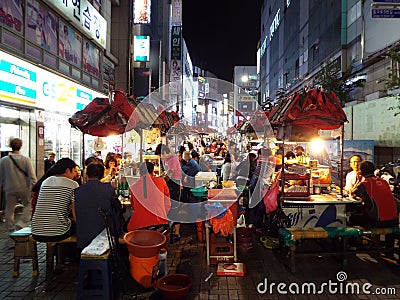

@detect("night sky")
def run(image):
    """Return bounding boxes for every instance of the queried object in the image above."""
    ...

[182,0,263,82]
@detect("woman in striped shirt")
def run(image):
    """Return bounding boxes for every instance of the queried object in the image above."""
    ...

[32,158,79,242]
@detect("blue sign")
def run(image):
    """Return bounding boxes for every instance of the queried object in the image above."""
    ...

[372,8,400,18]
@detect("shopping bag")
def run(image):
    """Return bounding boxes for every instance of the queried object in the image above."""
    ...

[263,182,279,214]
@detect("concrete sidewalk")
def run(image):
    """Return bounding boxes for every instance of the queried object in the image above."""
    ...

[1,218,400,299]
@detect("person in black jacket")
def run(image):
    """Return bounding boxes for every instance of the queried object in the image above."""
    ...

[44,152,56,173]
[74,163,123,249]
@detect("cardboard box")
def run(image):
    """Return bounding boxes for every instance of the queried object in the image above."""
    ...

[217,263,246,276]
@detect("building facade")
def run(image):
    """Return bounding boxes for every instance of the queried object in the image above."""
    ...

[259,0,400,158]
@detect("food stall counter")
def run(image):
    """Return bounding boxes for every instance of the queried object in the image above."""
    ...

[282,193,361,205]
[281,194,361,228]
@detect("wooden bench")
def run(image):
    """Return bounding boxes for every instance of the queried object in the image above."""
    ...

[9,227,38,277]
[9,228,128,279]
[45,235,77,280]
[279,226,400,273]
[279,226,363,273]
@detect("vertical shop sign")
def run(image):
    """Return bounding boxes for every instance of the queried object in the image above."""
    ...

[103,57,115,93]
[171,0,182,25]
[134,0,151,24]
[0,0,23,34]
[171,26,182,60]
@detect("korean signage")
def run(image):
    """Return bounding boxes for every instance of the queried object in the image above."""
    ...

[0,0,23,34]
[43,0,107,49]
[134,0,151,24]
[171,26,182,60]
[133,36,150,61]
[372,8,400,18]
[171,0,182,25]
[26,0,58,54]
[0,50,105,113]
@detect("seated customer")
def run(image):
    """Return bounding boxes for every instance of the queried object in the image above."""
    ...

[127,162,171,231]
[74,163,123,249]
[32,158,79,242]
[350,160,398,227]
[349,161,398,252]
[345,155,362,194]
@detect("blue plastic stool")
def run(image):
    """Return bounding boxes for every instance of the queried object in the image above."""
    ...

[77,251,113,299]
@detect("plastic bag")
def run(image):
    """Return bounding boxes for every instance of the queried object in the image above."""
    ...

[81,228,110,255]
[263,182,279,214]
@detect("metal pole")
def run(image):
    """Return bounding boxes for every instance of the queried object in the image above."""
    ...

[139,128,143,163]
[340,124,344,197]
[82,133,85,167]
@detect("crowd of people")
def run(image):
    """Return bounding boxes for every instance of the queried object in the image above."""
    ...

[0,137,399,259]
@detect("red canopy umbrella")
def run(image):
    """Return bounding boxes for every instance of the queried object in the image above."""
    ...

[69,90,139,137]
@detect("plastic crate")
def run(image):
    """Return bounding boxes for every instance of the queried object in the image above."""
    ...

[208,189,238,225]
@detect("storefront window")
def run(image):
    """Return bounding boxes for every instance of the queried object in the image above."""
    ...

[0,105,31,158]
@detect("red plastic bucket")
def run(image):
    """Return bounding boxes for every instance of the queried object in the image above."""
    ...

[129,253,160,288]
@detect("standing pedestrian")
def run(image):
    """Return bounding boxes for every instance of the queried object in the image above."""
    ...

[44,152,56,173]
[0,138,37,232]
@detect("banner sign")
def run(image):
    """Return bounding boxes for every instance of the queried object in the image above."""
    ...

[0,0,23,34]
[59,20,82,67]
[83,39,100,76]
[26,0,58,54]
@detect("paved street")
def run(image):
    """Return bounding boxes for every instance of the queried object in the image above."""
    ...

[1,213,400,299]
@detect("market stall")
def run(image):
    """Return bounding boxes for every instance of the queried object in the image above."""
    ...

[268,88,357,228]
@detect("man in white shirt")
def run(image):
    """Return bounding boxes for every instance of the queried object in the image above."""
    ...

[345,155,362,194]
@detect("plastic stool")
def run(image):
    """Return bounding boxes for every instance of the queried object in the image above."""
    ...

[9,227,38,277]
[77,251,113,300]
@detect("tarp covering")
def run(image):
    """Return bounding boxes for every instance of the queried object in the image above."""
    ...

[69,90,137,137]
[269,88,347,130]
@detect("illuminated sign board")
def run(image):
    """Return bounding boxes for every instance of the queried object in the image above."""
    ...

[269,8,281,41]
[0,50,105,113]
[134,0,151,24]
[43,0,107,49]
[134,36,150,61]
